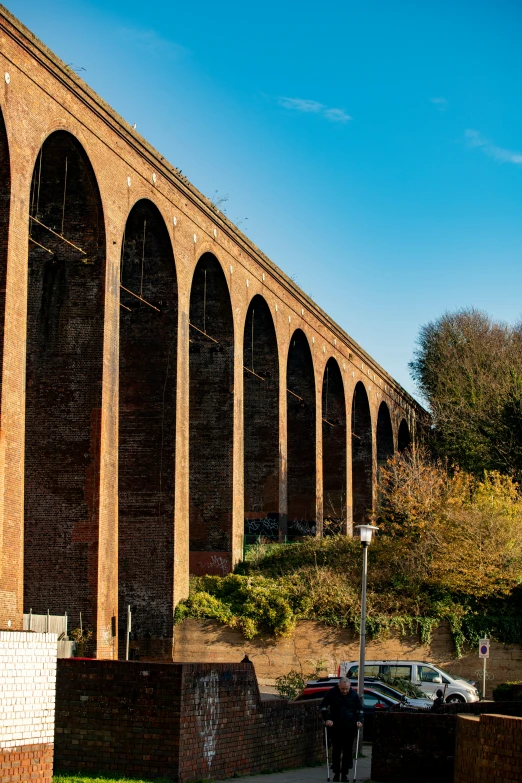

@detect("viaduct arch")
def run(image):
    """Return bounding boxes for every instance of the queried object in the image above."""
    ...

[322,358,347,536]
[0,7,427,657]
[24,130,106,632]
[118,198,177,658]
[243,295,279,541]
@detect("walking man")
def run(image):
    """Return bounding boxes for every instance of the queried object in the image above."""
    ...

[321,677,363,782]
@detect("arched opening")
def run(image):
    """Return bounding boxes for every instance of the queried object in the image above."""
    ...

[24,131,106,632]
[118,199,177,659]
[287,330,316,538]
[0,108,10,404]
[243,296,279,544]
[322,358,346,536]
[352,382,373,526]
[189,253,234,574]
[398,419,412,452]
[377,402,394,475]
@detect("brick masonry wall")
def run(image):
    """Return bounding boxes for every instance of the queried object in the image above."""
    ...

[178,662,322,782]
[287,329,317,534]
[352,381,373,525]
[0,744,54,783]
[24,131,105,634]
[243,295,280,528]
[54,659,323,782]
[118,198,177,660]
[55,659,182,779]
[173,618,522,698]
[0,631,57,783]
[0,6,424,647]
[322,358,347,535]
[0,109,9,411]
[371,703,522,783]
[455,713,522,783]
[189,254,234,558]
[453,715,479,783]
[371,713,457,783]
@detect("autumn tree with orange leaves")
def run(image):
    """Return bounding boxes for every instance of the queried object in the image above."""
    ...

[378,446,522,598]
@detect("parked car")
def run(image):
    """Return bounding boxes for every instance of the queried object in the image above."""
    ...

[302,676,433,708]
[350,678,434,708]
[293,683,419,740]
[339,660,479,703]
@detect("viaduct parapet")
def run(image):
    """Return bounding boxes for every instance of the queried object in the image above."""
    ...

[0,6,427,658]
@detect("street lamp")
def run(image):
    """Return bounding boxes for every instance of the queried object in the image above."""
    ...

[354,524,379,706]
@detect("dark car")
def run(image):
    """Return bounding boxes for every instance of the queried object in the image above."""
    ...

[302,676,433,709]
[293,683,405,740]
[350,678,433,709]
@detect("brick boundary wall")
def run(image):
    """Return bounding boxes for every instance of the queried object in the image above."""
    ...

[453,715,480,783]
[454,713,522,783]
[0,744,54,783]
[55,659,323,782]
[0,631,57,783]
[371,702,522,783]
[371,713,457,783]
[178,663,322,782]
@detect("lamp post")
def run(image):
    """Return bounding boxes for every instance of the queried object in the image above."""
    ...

[354,524,379,706]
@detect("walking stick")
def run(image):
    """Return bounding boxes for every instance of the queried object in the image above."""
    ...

[324,723,330,781]
[352,726,361,782]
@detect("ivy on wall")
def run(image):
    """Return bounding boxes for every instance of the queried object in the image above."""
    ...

[175,452,522,657]
[174,538,522,656]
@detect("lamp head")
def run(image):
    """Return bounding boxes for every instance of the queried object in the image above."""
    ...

[354,524,379,545]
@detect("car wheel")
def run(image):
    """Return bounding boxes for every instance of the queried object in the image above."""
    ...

[446,694,465,703]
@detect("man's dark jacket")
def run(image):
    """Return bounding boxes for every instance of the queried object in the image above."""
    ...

[320,685,364,727]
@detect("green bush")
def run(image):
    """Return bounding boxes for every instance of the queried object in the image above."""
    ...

[174,574,300,639]
[274,659,328,700]
[174,535,522,656]
[492,681,522,701]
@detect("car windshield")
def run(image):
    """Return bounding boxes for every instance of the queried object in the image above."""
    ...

[431,667,457,681]
[370,684,401,698]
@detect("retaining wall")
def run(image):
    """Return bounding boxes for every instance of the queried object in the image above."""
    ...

[173,618,521,697]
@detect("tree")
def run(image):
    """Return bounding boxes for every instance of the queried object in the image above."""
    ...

[409,308,522,478]
[378,447,522,598]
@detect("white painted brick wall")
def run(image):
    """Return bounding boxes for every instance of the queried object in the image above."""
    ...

[0,631,57,749]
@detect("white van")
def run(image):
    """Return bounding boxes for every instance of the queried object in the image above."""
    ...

[339,660,480,703]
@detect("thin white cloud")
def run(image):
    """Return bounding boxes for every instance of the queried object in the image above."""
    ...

[278,97,324,114]
[278,96,351,123]
[465,129,522,165]
[430,97,448,112]
[119,28,187,58]
[324,107,352,122]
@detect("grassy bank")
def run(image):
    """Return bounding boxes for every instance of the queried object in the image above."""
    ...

[173,533,522,656]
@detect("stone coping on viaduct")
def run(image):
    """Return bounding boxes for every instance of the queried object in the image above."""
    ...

[0,4,423,401]
[0,5,428,657]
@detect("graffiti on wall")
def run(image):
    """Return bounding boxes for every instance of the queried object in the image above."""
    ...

[194,670,221,767]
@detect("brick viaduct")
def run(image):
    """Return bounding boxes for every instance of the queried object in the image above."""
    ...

[0,7,426,658]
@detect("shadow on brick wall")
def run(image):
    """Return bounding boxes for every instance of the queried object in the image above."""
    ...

[371,702,522,783]
[55,659,323,781]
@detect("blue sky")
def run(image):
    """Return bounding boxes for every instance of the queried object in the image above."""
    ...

[7,0,522,401]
